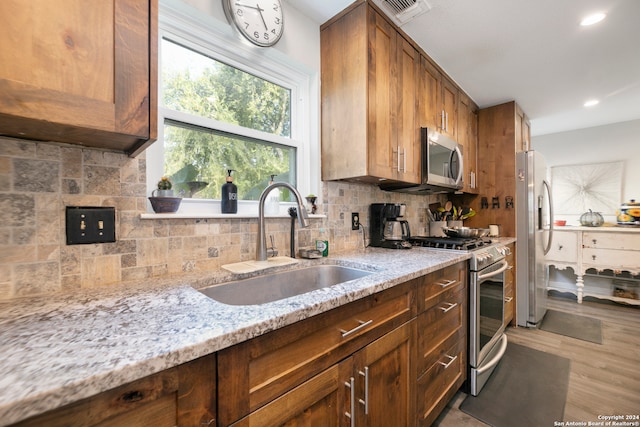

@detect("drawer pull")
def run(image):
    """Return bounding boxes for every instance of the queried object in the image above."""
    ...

[438,302,458,313]
[504,296,513,303]
[438,354,458,369]
[436,279,456,288]
[592,255,597,261]
[345,377,355,427]
[558,244,563,250]
[340,319,373,338]
[358,366,369,414]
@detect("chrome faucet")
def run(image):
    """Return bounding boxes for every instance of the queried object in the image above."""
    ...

[257,182,310,261]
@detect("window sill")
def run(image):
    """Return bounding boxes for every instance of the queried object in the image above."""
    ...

[141,198,324,220]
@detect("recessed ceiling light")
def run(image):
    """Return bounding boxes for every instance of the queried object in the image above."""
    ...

[580,13,606,26]
[584,99,599,107]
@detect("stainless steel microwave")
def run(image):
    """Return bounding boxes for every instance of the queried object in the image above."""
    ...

[380,128,463,194]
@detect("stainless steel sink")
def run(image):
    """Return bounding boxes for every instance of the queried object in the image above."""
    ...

[199,265,373,305]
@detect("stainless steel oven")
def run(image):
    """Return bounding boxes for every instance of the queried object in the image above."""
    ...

[469,248,510,396]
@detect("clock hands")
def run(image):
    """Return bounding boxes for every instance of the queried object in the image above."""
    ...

[235,2,269,30]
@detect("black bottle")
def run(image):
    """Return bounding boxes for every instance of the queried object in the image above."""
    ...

[221,169,238,213]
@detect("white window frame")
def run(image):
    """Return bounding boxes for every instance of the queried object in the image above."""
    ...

[146,0,318,217]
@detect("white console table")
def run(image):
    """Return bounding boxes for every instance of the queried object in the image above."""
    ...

[545,226,640,305]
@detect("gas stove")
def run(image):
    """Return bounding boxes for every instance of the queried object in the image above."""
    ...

[408,236,509,271]
[408,236,491,251]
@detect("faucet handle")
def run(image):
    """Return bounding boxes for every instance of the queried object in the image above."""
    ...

[267,235,278,258]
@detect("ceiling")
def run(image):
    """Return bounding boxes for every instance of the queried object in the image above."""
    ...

[287,0,640,137]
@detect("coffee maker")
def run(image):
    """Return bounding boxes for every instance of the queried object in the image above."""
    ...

[369,203,412,249]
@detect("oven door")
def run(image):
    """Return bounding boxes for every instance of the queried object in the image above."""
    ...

[469,259,509,368]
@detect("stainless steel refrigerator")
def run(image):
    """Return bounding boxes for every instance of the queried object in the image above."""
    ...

[516,150,554,327]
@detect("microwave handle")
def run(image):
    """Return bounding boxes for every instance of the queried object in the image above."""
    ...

[450,145,464,185]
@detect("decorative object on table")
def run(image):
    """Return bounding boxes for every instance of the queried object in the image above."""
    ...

[221,169,238,214]
[149,176,182,213]
[617,199,640,226]
[222,0,284,47]
[168,164,209,198]
[305,194,317,214]
[579,209,604,227]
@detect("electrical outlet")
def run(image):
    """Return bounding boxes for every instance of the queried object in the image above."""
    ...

[66,207,116,245]
[351,212,360,230]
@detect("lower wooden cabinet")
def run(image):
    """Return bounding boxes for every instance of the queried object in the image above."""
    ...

[504,242,516,326]
[229,320,415,427]
[12,354,216,427]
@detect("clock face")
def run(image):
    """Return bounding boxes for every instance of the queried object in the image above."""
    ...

[224,0,284,47]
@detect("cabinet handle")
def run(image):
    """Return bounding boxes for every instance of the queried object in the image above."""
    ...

[438,302,458,313]
[402,147,406,172]
[592,255,597,261]
[345,377,355,427]
[358,366,369,415]
[340,319,373,338]
[592,239,597,245]
[445,111,449,132]
[504,296,513,303]
[438,354,458,369]
[558,244,563,251]
[436,279,456,288]
[397,145,401,172]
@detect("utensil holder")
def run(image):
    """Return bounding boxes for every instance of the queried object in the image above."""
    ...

[429,221,447,237]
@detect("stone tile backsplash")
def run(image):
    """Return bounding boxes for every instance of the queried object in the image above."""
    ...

[0,137,444,300]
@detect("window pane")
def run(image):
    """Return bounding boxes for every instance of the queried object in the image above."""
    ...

[161,39,291,138]
[164,121,296,200]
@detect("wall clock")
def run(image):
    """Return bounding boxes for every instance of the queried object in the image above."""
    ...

[223,0,284,47]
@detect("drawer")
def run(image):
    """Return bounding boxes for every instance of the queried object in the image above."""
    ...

[545,231,578,263]
[417,261,467,313]
[416,283,466,377]
[583,232,640,251]
[217,281,413,425]
[582,248,639,271]
[416,337,466,427]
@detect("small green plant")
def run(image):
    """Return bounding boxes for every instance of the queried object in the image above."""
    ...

[157,176,173,190]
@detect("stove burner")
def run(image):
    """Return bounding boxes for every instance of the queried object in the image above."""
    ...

[408,236,491,251]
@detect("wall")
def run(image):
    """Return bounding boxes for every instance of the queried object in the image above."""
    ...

[532,119,640,203]
[0,137,441,300]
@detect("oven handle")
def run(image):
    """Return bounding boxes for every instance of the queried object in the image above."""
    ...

[476,334,508,375]
[477,260,509,281]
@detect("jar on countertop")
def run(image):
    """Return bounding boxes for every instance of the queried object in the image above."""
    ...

[617,199,640,226]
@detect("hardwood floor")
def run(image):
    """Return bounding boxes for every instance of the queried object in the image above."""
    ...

[434,294,640,426]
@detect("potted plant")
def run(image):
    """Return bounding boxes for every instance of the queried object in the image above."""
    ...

[149,176,182,213]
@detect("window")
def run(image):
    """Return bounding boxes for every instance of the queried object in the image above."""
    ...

[148,4,316,214]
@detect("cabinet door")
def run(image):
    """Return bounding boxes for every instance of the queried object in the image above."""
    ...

[418,56,441,130]
[545,231,579,263]
[0,0,156,155]
[396,35,420,184]
[441,76,458,139]
[230,361,351,427]
[367,8,397,180]
[458,93,478,193]
[354,320,415,427]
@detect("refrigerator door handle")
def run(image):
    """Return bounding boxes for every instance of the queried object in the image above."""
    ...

[542,179,553,255]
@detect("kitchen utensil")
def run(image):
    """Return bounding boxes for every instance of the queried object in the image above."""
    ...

[426,209,436,222]
[442,226,490,238]
[460,208,475,220]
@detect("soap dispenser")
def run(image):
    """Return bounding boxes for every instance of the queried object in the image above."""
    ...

[265,174,280,216]
[221,169,238,213]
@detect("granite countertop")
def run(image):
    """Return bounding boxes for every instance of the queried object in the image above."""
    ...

[0,246,472,426]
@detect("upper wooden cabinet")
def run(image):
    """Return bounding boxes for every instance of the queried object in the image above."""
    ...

[458,92,479,193]
[417,56,458,140]
[321,2,420,184]
[0,0,157,157]
[515,104,531,152]
[465,101,527,236]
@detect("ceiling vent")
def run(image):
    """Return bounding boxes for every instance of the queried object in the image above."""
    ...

[372,0,431,26]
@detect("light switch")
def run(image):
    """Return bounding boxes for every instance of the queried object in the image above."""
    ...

[66,207,116,245]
